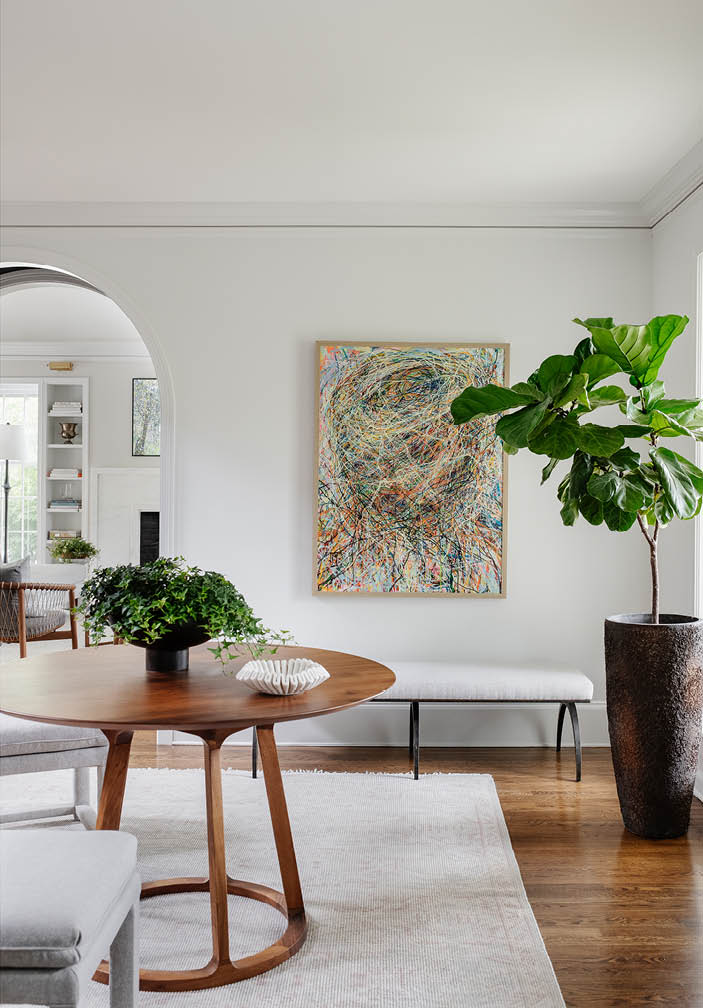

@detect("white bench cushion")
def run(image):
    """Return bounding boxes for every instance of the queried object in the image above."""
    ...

[0,830,137,969]
[0,712,107,758]
[379,662,593,702]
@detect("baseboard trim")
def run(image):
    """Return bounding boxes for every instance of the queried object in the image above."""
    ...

[159,700,609,749]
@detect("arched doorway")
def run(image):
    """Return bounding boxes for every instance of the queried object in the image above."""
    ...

[0,262,175,565]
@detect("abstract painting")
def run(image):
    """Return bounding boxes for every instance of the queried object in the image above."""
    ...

[132,378,161,457]
[315,342,507,595]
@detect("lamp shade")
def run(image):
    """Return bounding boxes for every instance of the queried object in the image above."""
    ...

[0,424,27,461]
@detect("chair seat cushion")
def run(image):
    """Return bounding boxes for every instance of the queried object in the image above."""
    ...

[0,609,66,640]
[379,661,594,701]
[0,712,107,758]
[0,830,137,969]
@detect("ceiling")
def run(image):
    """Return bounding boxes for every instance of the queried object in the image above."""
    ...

[0,285,147,356]
[1,1,702,205]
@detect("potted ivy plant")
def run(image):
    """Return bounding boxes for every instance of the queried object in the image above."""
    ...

[49,536,99,565]
[451,315,703,838]
[76,556,290,674]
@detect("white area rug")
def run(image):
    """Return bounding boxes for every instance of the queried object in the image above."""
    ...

[2,769,564,1008]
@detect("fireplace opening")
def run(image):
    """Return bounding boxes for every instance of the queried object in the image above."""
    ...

[140,511,160,564]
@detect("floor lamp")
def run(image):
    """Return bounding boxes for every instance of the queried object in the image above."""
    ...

[0,423,27,564]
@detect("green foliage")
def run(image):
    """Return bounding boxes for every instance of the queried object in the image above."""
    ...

[450,313,702,618]
[49,537,99,562]
[75,556,292,665]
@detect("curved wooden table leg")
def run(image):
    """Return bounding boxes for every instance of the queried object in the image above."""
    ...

[96,729,133,830]
[94,725,307,992]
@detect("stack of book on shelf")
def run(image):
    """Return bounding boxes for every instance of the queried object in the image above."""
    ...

[48,530,80,541]
[48,467,82,478]
[49,400,82,416]
[49,497,81,510]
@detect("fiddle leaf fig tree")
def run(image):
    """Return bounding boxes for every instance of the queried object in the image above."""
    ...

[451,315,703,624]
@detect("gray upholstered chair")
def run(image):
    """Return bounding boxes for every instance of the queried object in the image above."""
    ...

[0,713,108,828]
[0,829,140,1007]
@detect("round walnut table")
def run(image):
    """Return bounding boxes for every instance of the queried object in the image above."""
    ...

[0,643,394,992]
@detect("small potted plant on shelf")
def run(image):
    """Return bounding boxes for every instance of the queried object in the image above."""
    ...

[49,536,99,565]
[450,314,703,839]
[76,556,291,674]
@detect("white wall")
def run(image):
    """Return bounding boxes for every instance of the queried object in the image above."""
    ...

[1,225,662,744]
[651,187,703,620]
[651,189,703,799]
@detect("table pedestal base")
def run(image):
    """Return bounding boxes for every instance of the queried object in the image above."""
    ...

[94,875,306,991]
[93,725,306,992]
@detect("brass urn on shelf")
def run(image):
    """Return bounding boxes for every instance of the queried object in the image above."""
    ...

[59,422,79,444]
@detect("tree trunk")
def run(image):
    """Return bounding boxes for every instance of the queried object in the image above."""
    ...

[649,538,659,625]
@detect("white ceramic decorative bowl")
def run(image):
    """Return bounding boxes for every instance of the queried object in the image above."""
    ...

[236,657,330,696]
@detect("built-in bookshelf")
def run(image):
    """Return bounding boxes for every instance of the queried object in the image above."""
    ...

[42,378,89,563]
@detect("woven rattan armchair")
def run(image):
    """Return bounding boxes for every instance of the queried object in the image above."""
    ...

[0,581,79,658]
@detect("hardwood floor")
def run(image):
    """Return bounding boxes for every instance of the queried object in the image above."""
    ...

[130,734,703,1007]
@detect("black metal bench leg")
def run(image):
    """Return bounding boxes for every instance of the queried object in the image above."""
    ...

[556,703,567,752]
[411,701,420,780]
[252,726,258,778]
[567,702,582,782]
[409,702,414,758]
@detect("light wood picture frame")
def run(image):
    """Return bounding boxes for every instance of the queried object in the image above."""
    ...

[314,340,509,597]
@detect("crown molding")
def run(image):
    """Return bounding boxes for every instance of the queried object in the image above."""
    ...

[0,200,650,229]
[641,139,703,227]
[0,340,150,359]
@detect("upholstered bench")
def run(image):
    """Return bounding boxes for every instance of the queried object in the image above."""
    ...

[0,830,140,1007]
[375,662,594,780]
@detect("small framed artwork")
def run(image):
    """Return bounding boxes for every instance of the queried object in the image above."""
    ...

[315,341,508,596]
[132,378,161,457]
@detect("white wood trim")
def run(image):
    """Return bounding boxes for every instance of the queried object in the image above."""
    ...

[1,341,151,359]
[0,245,176,557]
[0,200,650,229]
[695,252,703,622]
[642,140,703,228]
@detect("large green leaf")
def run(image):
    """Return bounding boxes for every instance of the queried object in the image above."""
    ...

[528,414,580,459]
[554,373,589,408]
[614,423,653,438]
[572,336,593,369]
[587,471,619,502]
[641,381,666,410]
[536,355,577,397]
[576,424,624,457]
[579,494,604,525]
[602,501,639,531]
[510,381,545,402]
[650,447,703,519]
[609,446,641,470]
[541,457,559,484]
[560,498,579,526]
[641,315,689,385]
[573,317,614,331]
[589,324,652,380]
[585,385,627,409]
[569,452,593,497]
[649,409,695,438]
[495,400,550,449]
[578,353,621,387]
[450,384,536,425]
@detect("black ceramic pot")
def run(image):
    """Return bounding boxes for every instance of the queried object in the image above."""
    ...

[605,614,703,839]
[130,623,210,674]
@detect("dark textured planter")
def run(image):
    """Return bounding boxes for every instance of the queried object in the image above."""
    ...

[129,623,210,674]
[605,614,703,839]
